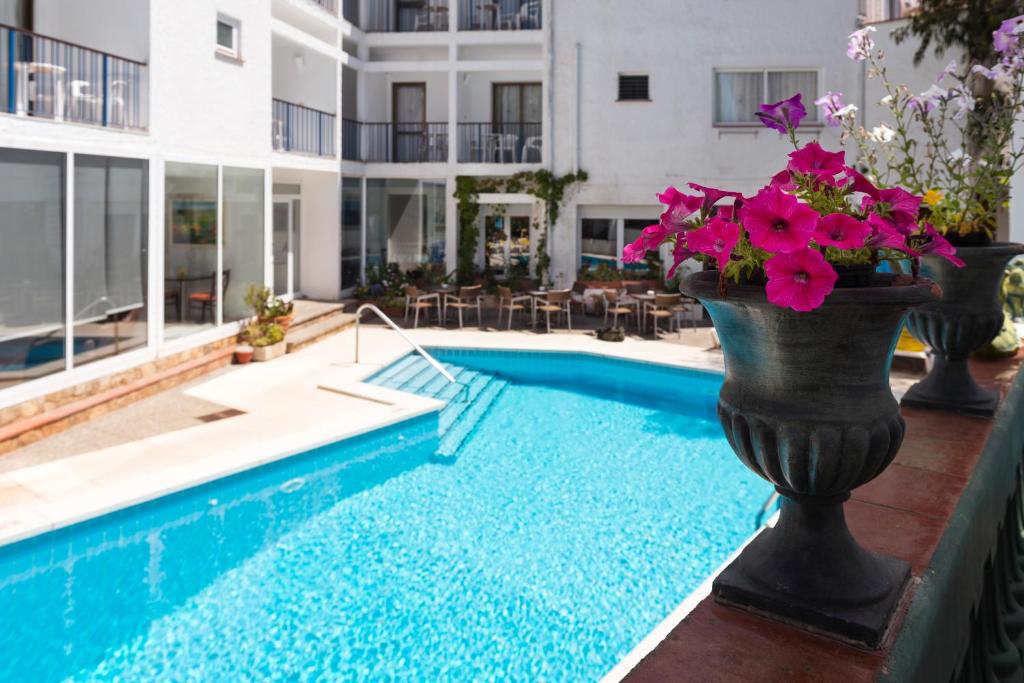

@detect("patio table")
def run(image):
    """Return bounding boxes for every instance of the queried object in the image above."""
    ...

[426,283,455,321]
[632,292,658,333]
[528,289,550,327]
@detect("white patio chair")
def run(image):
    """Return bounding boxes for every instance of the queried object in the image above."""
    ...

[521,135,542,163]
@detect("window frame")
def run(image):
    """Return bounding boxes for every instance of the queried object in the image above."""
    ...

[617,73,651,102]
[215,14,242,60]
[712,67,822,127]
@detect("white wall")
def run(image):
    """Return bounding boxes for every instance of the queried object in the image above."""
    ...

[149,0,273,160]
[363,71,448,121]
[272,40,339,113]
[458,70,543,121]
[34,0,150,63]
[297,171,342,298]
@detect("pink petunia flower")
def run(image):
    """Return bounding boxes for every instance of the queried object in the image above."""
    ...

[666,239,695,278]
[687,182,744,215]
[842,167,881,199]
[814,91,857,127]
[864,187,922,234]
[622,236,647,263]
[686,216,740,269]
[918,223,966,267]
[741,184,819,253]
[865,213,912,253]
[765,248,839,312]
[755,93,806,134]
[638,223,672,251]
[814,213,871,249]
[993,15,1024,55]
[788,142,847,182]
[657,186,703,228]
[847,26,876,61]
[769,169,798,192]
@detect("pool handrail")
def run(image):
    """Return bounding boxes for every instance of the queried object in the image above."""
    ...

[354,303,457,384]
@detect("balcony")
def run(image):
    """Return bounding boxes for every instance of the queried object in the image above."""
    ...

[0,24,147,130]
[343,120,448,162]
[458,0,541,30]
[457,122,541,163]
[308,0,339,15]
[272,99,337,157]
[364,0,450,32]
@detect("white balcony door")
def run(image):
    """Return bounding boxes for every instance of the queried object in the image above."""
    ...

[272,198,301,297]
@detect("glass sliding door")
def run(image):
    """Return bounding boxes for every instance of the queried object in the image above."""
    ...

[0,148,65,390]
[341,177,362,291]
[365,179,447,272]
[421,181,445,265]
[222,167,265,321]
[272,201,290,295]
[164,162,218,340]
[72,155,148,367]
[492,82,542,163]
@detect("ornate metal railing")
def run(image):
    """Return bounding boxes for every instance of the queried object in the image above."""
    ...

[458,0,541,30]
[272,99,336,157]
[364,0,449,32]
[882,369,1024,681]
[0,24,147,130]
[457,122,542,163]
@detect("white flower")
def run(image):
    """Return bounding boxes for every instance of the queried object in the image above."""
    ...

[869,124,896,143]
[937,60,958,82]
[880,94,894,105]
[950,148,971,166]
[950,86,975,120]
[847,26,876,61]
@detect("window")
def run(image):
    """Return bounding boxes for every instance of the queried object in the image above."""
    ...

[492,83,543,156]
[714,69,819,125]
[365,179,446,271]
[216,15,240,58]
[580,219,617,268]
[618,74,650,102]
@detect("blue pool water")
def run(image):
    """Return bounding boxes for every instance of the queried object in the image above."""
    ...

[0,349,768,681]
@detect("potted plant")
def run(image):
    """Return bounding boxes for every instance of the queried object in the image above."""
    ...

[245,284,295,330]
[831,23,1024,415]
[245,322,286,362]
[626,93,945,647]
[234,343,254,365]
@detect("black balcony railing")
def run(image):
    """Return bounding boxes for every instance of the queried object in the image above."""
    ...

[342,120,448,162]
[457,122,542,163]
[458,0,541,30]
[309,0,339,15]
[272,99,337,157]
[0,24,147,130]
[364,0,449,32]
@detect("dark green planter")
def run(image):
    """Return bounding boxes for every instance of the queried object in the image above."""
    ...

[904,243,1024,416]
[682,270,938,648]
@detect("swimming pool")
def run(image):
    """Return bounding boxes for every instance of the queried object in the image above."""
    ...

[0,349,768,681]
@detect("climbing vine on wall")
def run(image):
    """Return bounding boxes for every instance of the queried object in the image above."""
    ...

[452,170,588,285]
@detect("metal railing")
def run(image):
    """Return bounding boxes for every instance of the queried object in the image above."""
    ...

[354,303,457,384]
[272,99,337,157]
[364,0,450,32]
[0,24,147,130]
[458,0,541,30]
[309,0,339,15]
[344,120,448,162]
[457,122,542,163]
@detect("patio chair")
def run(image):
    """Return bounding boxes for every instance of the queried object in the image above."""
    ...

[646,293,682,337]
[403,285,439,328]
[189,269,231,323]
[569,281,590,316]
[536,289,571,333]
[603,289,637,329]
[521,135,542,163]
[496,286,531,329]
[670,296,701,336]
[445,285,483,328]
[496,133,518,162]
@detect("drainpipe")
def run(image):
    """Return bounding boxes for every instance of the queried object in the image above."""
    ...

[574,41,581,174]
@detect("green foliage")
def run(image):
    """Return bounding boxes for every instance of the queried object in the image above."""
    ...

[244,321,285,347]
[894,0,1024,66]
[244,284,293,319]
[453,170,588,285]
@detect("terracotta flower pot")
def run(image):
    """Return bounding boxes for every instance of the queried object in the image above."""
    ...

[234,345,254,365]
[682,270,938,647]
[903,243,1024,416]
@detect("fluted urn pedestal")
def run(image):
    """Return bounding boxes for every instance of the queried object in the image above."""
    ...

[903,243,1024,416]
[682,271,939,648]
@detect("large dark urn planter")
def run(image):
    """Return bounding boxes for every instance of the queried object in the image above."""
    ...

[682,271,939,647]
[903,243,1024,416]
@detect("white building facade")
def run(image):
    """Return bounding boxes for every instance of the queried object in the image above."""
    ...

[0,0,1015,409]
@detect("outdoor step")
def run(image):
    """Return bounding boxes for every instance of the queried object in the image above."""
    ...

[288,301,347,332]
[418,364,464,398]
[383,357,437,388]
[395,363,444,393]
[438,377,509,457]
[369,354,421,385]
[438,372,490,434]
[284,313,357,354]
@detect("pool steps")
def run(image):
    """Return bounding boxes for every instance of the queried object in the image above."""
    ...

[370,356,509,458]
